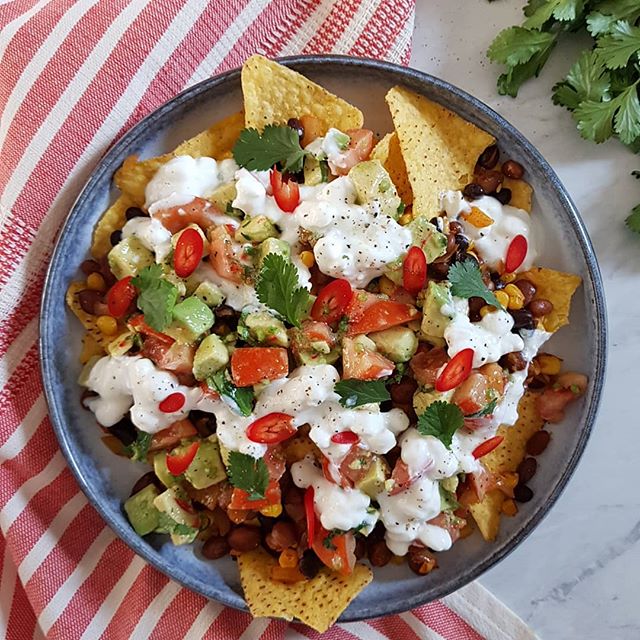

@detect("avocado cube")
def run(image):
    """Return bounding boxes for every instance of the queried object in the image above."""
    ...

[243,311,289,347]
[124,484,161,536]
[369,326,418,363]
[413,388,454,413]
[207,181,237,212]
[258,238,290,265]
[407,218,448,263]
[349,160,402,219]
[420,281,453,340]
[153,487,200,545]
[192,334,229,381]
[303,156,328,186]
[193,281,225,308]
[108,237,155,279]
[354,457,389,498]
[235,215,277,243]
[172,296,214,337]
[184,437,226,489]
[153,451,179,488]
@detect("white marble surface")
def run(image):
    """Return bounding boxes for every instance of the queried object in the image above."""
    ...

[410,1,639,638]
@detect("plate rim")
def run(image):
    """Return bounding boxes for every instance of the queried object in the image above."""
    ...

[40,54,608,620]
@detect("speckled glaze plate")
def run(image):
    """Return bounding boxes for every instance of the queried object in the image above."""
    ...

[40,56,607,620]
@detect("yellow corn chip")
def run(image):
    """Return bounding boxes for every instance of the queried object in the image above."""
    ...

[91,195,134,259]
[469,391,545,541]
[371,132,413,205]
[66,282,111,349]
[80,333,105,364]
[241,55,363,132]
[503,176,532,213]
[386,86,495,219]
[519,267,581,332]
[238,548,372,632]
[114,155,171,208]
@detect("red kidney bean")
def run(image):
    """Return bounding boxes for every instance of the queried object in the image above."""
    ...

[514,279,537,306]
[526,430,551,456]
[265,521,298,552]
[77,289,104,315]
[478,144,500,170]
[202,535,230,560]
[529,299,554,317]
[500,351,527,372]
[407,546,437,575]
[514,484,533,503]
[475,168,503,193]
[227,526,261,552]
[448,220,464,235]
[462,183,484,200]
[389,377,418,405]
[80,259,101,275]
[517,457,538,484]
[368,540,393,567]
[502,160,525,180]
[354,537,366,560]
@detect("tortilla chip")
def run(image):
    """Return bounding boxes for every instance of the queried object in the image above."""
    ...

[91,195,134,259]
[238,548,372,632]
[519,267,581,332]
[503,176,532,213]
[80,333,105,364]
[371,132,413,205]
[113,155,171,208]
[469,391,545,541]
[66,282,112,349]
[241,55,363,132]
[385,86,494,219]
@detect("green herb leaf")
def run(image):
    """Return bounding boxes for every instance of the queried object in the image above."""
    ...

[497,41,557,97]
[467,398,498,418]
[256,253,311,328]
[596,20,640,69]
[417,401,465,448]
[488,27,556,67]
[334,379,391,408]
[523,0,585,29]
[232,125,306,173]
[626,204,640,234]
[207,371,254,416]
[587,1,640,36]
[126,430,153,462]
[552,51,611,110]
[227,451,269,500]
[447,261,504,310]
[131,265,179,331]
[173,523,198,536]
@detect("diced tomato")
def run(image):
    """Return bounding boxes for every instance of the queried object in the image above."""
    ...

[290,320,337,365]
[338,449,384,488]
[106,276,136,318]
[347,300,419,336]
[263,446,287,481]
[142,337,195,374]
[246,413,296,444]
[311,279,352,325]
[229,479,281,511]
[230,347,289,387]
[435,348,474,392]
[427,512,466,544]
[389,460,413,495]
[209,225,243,283]
[270,168,300,212]
[402,246,427,295]
[342,337,394,380]
[472,436,504,459]
[152,196,221,234]
[345,290,380,323]
[149,418,197,452]
[536,387,577,423]
[322,456,351,489]
[409,347,448,387]
[159,392,186,413]
[304,487,316,549]
[312,526,356,575]
[332,129,375,176]
[463,416,493,431]
[166,441,200,475]
[128,315,175,345]
[388,285,417,306]
[504,234,528,273]
[452,373,488,415]
[174,227,204,278]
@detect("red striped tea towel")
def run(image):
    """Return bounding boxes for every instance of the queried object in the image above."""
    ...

[0,1,537,638]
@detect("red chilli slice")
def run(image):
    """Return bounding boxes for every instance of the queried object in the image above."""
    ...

[166,441,200,476]
[330,432,360,445]
[435,349,474,392]
[472,436,504,459]
[304,487,316,549]
[504,234,528,273]
[174,227,204,278]
[402,246,427,295]
[246,412,296,444]
[159,392,186,413]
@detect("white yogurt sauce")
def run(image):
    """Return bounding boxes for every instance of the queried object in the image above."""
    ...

[400,428,458,480]
[193,262,262,312]
[145,156,237,213]
[83,356,203,433]
[292,456,378,532]
[442,297,524,368]
[121,217,172,263]
[232,168,286,223]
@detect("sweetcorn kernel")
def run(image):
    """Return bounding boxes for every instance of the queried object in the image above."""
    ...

[501,272,517,283]
[278,548,299,568]
[501,499,518,517]
[86,272,106,292]
[479,305,495,318]
[398,212,413,226]
[96,315,118,336]
[259,503,282,518]
[300,250,315,268]
[494,290,510,308]
[504,283,525,310]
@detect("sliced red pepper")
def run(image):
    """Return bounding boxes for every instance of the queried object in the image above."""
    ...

[128,314,175,345]
[311,279,352,325]
[159,392,186,413]
[246,413,296,444]
[330,431,360,445]
[504,234,528,273]
[166,441,200,475]
[270,167,300,212]
[174,227,204,278]
[472,435,504,459]
[435,348,474,392]
[106,275,137,318]
[304,486,316,549]
[402,246,427,295]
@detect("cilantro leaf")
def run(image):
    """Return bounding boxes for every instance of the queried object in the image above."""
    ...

[523,0,585,29]
[626,204,640,234]
[334,379,391,408]
[207,371,254,416]
[614,82,640,144]
[131,265,179,331]
[596,21,640,69]
[227,451,269,500]
[447,261,504,310]
[256,253,310,328]
[173,523,198,537]
[488,27,556,67]
[126,430,152,462]
[587,1,640,36]
[552,51,611,110]
[417,401,464,448]
[232,125,306,173]
[467,398,498,418]
[497,44,557,97]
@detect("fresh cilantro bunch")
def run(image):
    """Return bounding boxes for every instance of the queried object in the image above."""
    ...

[487,0,640,232]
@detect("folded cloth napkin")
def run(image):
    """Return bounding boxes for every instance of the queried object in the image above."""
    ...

[0,1,537,638]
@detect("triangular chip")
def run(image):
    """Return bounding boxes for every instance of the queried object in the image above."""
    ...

[238,548,372,632]
[91,194,134,259]
[502,176,533,213]
[469,391,545,541]
[241,55,363,132]
[66,282,112,349]
[371,132,413,205]
[386,86,495,218]
[519,267,581,332]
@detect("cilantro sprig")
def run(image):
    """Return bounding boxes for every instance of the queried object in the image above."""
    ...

[447,261,504,310]
[126,430,152,462]
[334,379,391,408]
[131,265,179,331]
[256,253,311,328]
[232,125,306,173]
[207,370,254,417]
[417,401,465,448]
[227,451,269,500]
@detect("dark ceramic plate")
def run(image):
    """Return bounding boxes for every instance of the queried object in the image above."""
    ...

[40,56,607,620]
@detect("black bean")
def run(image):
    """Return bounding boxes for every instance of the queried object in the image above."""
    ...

[287,117,304,141]
[454,234,469,253]
[502,159,525,180]
[448,220,464,235]
[529,299,554,317]
[455,252,479,268]
[514,484,534,503]
[517,457,537,484]
[510,309,535,331]
[493,188,512,205]
[110,230,122,246]
[462,183,484,200]
[490,271,505,290]
[500,351,527,372]
[80,259,101,275]
[189,410,216,437]
[428,262,450,280]
[77,289,103,315]
[468,296,485,322]
[299,549,321,579]
[125,206,147,220]
[478,144,500,170]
